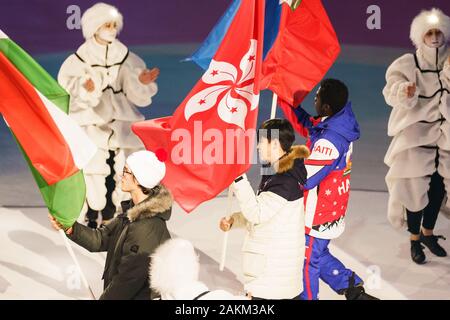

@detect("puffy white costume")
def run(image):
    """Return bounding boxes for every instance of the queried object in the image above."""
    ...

[58,3,157,213]
[150,238,248,300]
[383,8,450,228]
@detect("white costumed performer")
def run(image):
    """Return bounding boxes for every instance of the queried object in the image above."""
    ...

[58,3,159,227]
[383,8,450,264]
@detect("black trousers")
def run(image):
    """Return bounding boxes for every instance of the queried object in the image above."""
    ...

[406,171,445,235]
[86,150,117,222]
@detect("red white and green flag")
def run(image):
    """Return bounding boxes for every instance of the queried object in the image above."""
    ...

[0,30,96,228]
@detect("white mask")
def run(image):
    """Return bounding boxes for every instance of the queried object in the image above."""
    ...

[423,29,445,48]
[97,28,117,43]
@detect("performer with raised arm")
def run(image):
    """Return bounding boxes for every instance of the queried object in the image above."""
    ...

[58,3,160,228]
[383,8,450,264]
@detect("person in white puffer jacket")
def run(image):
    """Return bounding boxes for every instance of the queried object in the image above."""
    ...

[58,3,159,228]
[220,119,309,299]
[383,8,450,264]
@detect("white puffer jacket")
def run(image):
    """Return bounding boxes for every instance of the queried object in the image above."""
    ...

[231,146,309,299]
[383,43,450,228]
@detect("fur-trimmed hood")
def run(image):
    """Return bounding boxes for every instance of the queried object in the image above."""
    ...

[277,145,310,174]
[149,238,248,300]
[410,8,450,48]
[150,238,201,299]
[81,3,124,40]
[126,185,173,222]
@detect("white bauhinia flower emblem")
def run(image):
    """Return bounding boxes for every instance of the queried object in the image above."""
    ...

[184,39,259,129]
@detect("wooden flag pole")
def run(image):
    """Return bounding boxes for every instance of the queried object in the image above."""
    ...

[59,229,96,300]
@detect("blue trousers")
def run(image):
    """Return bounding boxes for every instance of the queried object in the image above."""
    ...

[300,234,363,300]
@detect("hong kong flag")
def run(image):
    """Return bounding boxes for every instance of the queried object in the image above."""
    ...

[132,0,265,213]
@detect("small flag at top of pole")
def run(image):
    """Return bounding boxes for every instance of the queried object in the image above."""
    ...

[280,0,302,10]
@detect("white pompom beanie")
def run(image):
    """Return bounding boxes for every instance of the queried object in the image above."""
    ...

[150,238,200,297]
[81,2,124,40]
[410,8,450,48]
[126,150,166,189]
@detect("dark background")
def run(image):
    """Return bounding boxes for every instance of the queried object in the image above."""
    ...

[1,0,449,54]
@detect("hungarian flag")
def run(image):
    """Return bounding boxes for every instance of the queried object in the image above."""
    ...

[0,30,96,227]
[132,0,265,212]
[188,0,340,108]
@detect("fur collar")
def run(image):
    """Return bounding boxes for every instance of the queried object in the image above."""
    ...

[277,145,310,174]
[127,185,173,222]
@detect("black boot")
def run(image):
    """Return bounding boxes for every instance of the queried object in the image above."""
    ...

[344,272,379,300]
[87,219,98,229]
[410,240,426,264]
[86,207,98,229]
[420,232,447,257]
[101,150,116,225]
[101,205,115,226]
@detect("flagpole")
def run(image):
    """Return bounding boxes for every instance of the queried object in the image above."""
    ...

[59,229,96,300]
[219,186,234,271]
[219,92,278,272]
[270,93,278,119]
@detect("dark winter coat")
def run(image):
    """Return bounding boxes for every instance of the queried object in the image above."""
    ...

[68,185,172,300]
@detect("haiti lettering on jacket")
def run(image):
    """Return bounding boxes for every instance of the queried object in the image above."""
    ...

[305,139,339,169]
[313,144,334,157]
[303,139,353,239]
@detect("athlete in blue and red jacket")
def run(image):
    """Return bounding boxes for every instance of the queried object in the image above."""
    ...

[281,79,378,300]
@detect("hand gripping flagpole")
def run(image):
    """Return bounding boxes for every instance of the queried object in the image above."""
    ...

[219,186,234,271]
[59,229,96,300]
[219,93,278,272]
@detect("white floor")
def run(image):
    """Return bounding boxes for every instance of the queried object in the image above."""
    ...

[1,190,450,300]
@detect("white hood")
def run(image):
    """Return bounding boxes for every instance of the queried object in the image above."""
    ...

[410,8,450,48]
[150,238,201,299]
[81,2,124,40]
[149,238,249,300]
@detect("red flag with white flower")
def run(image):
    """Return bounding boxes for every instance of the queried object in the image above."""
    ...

[132,0,265,213]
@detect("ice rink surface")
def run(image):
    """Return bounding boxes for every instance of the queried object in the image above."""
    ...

[1,190,450,300]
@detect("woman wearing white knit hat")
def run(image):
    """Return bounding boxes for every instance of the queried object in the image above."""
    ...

[383,8,450,264]
[58,3,160,228]
[49,150,172,300]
